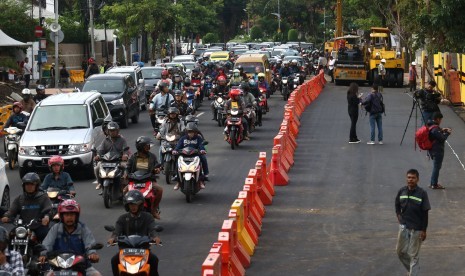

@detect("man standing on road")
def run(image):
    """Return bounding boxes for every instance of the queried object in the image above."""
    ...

[428,112,450,189]
[415,80,441,125]
[362,84,384,145]
[378,59,386,93]
[395,169,430,276]
[22,57,32,88]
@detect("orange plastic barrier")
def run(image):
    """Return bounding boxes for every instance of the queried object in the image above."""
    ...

[238,190,261,236]
[69,70,85,83]
[255,160,275,199]
[258,152,274,194]
[244,177,265,217]
[221,219,250,269]
[229,206,255,256]
[217,231,245,276]
[269,146,289,186]
[273,136,291,172]
[201,252,221,276]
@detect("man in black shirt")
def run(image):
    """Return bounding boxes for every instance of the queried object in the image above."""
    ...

[395,169,431,276]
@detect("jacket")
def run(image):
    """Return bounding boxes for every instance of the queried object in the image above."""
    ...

[42,222,97,256]
[417,89,441,112]
[159,119,184,142]
[224,98,245,114]
[347,94,360,114]
[4,113,28,128]
[126,151,160,177]
[362,92,384,114]
[175,135,205,151]
[96,135,129,156]
[5,191,52,222]
[111,212,159,240]
[428,122,449,157]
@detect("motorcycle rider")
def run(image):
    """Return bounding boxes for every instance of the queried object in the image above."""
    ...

[230,69,243,85]
[273,59,283,73]
[33,84,48,104]
[149,82,174,133]
[279,61,292,77]
[253,66,262,82]
[171,90,191,116]
[257,73,270,98]
[157,107,184,164]
[248,79,260,98]
[214,66,227,82]
[155,70,172,90]
[2,102,28,130]
[108,190,161,276]
[19,88,36,114]
[1,173,52,241]
[290,59,300,74]
[94,122,129,191]
[183,78,198,104]
[210,76,229,120]
[224,88,250,141]
[125,136,163,219]
[173,123,208,190]
[172,74,183,90]
[241,82,258,127]
[0,226,24,275]
[40,155,76,196]
[39,200,101,276]
[236,65,249,80]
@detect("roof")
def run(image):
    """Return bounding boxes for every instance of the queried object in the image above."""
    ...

[86,73,128,80]
[40,92,101,106]
[0,29,31,47]
[106,66,139,73]
[235,54,267,63]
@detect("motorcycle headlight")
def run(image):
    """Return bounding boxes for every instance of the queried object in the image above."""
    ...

[110,98,125,106]
[15,227,27,238]
[19,146,38,156]
[99,167,107,178]
[108,169,117,178]
[57,255,75,269]
[68,143,91,155]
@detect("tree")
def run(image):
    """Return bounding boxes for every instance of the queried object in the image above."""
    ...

[250,26,263,40]
[0,0,36,43]
[288,29,298,41]
[203,33,220,44]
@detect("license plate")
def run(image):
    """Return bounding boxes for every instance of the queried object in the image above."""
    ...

[230,118,240,122]
[12,239,28,245]
[133,183,146,188]
[102,163,117,167]
[54,272,79,276]
[122,248,146,255]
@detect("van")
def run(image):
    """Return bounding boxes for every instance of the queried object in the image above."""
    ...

[209,51,230,61]
[18,92,111,178]
[233,54,271,83]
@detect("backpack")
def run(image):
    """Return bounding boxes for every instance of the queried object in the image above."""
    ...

[415,125,438,150]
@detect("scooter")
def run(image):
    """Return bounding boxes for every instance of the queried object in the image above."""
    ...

[176,147,203,203]
[258,87,269,113]
[281,76,290,101]
[213,92,227,127]
[95,148,127,208]
[153,108,167,135]
[225,108,244,150]
[105,225,163,276]
[127,168,161,214]
[47,187,74,223]
[160,134,178,184]
[4,124,25,169]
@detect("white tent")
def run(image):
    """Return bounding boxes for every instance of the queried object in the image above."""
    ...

[0,29,31,47]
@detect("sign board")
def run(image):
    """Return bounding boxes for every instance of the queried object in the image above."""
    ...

[38,50,47,63]
[34,26,43,38]
[49,30,64,43]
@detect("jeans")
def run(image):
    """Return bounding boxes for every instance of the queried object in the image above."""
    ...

[396,225,422,276]
[421,111,433,126]
[430,153,444,186]
[348,111,358,141]
[409,80,416,92]
[200,155,209,175]
[24,74,31,88]
[369,113,383,142]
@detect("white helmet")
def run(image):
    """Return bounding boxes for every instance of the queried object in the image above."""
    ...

[411,61,416,66]
[22,88,31,95]
[381,59,386,63]
[292,59,298,64]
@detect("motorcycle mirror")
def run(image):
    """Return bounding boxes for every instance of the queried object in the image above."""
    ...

[33,244,46,255]
[123,146,130,152]
[92,243,104,250]
[155,225,164,232]
[104,225,115,232]
[202,141,209,146]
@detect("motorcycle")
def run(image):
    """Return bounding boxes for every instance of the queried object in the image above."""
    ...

[153,108,167,135]
[293,73,301,89]
[39,243,103,275]
[176,147,203,203]
[244,105,256,133]
[193,83,202,110]
[204,76,213,99]
[47,188,74,223]
[4,124,25,169]
[127,168,161,214]
[213,92,228,127]
[258,87,269,113]
[160,134,178,184]
[95,148,128,209]
[225,108,244,150]
[270,73,281,94]
[281,76,290,101]
[105,225,163,276]
[9,218,41,267]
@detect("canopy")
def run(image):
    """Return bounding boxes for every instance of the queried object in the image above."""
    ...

[0,29,31,47]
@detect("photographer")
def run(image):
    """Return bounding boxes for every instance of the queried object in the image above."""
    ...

[414,80,441,125]
[427,112,451,189]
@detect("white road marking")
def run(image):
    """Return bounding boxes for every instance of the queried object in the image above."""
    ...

[196,112,204,117]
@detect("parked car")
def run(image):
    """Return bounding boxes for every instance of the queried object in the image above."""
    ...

[140,67,164,101]
[82,74,140,129]
[173,55,196,63]
[106,66,147,110]
[0,158,11,212]
[18,92,111,178]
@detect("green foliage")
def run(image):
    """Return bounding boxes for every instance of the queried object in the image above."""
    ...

[288,29,298,41]
[0,0,36,43]
[203,33,220,44]
[250,26,263,40]
[0,57,20,71]
[58,17,89,43]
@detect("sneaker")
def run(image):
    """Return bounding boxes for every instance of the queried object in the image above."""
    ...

[349,139,361,144]
[173,183,180,190]
[204,175,210,181]
[244,136,250,141]
[429,184,445,189]
[367,141,375,145]
[95,184,102,190]
[152,210,161,220]
[200,182,206,189]
[98,191,103,196]
[378,141,384,145]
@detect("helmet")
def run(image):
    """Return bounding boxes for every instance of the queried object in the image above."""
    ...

[88,58,95,63]
[249,79,256,87]
[58,199,81,221]
[277,59,282,64]
[135,136,152,151]
[291,59,298,64]
[411,61,416,66]
[184,78,191,85]
[107,121,120,131]
[48,155,64,171]
[185,122,199,133]
[233,69,240,74]
[229,89,241,100]
[240,82,250,91]
[174,89,183,97]
[174,74,181,81]
[159,81,170,89]
[36,84,45,91]
[184,115,199,126]
[22,172,41,193]
[168,107,180,115]
[218,76,226,83]
[13,101,23,111]
[258,73,265,78]
[123,190,144,212]
[236,65,243,71]
[283,61,289,65]
[192,67,200,73]
[22,88,31,95]
[0,226,8,245]
[381,58,386,63]
[161,69,169,77]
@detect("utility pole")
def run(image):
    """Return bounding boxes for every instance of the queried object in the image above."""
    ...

[89,0,96,59]
[173,0,177,58]
[277,0,281,33]
[54,0,59,88]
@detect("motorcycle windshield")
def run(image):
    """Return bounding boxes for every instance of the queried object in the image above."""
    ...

[128,170,152,181]
[118,235,151,249]
[181,147,199,156]
[102,151,122,162]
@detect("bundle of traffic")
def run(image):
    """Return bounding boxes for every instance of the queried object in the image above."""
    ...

[201,71,326,275]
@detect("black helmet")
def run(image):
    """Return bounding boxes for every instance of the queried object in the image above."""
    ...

[159,81,170,89]
[174,89,183,96]
[107,121,120,131]
[184,78,191,85]
[184,115,198,126]
[22,172,41,194]
[123,190,144,212]
[240,82,250,91]
[185,122,199,133]
[135,136,152,151]
[168,107,180,115]
[192,67,200,73]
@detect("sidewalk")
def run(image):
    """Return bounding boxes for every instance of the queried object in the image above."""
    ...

[247,84,465,275]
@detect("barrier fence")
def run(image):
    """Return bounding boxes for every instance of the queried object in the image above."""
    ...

[201,71,326,275]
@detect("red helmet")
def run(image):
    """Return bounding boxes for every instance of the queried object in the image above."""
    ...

[161,70,169,77]
[13,102,23,112]
[48,155,64,171]
[88,57,95,63]
[58,199,81,221]
[229,89,241,100]
[218,76,226,82]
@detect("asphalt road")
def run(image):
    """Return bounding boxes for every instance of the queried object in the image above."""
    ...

[247,83,465,275]
[3,90,289,275]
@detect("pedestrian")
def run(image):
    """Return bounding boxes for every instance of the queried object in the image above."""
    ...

[414,80,441,125]
[59,63,70,88]
[395,169,430,276]
[328,56,336,83]
[347,82,361,143]
[104,60,112,72]
[85,58,99,79]
[362,84,384,145]
[22,57,32,88]
[427,112,450,189]
[378,59,386,93]
[409,62,418,92]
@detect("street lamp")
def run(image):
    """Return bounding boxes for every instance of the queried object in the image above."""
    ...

[243,9,250,36]
[270,12,281,33]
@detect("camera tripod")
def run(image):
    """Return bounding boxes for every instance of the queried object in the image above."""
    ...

[400,94,426,146]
